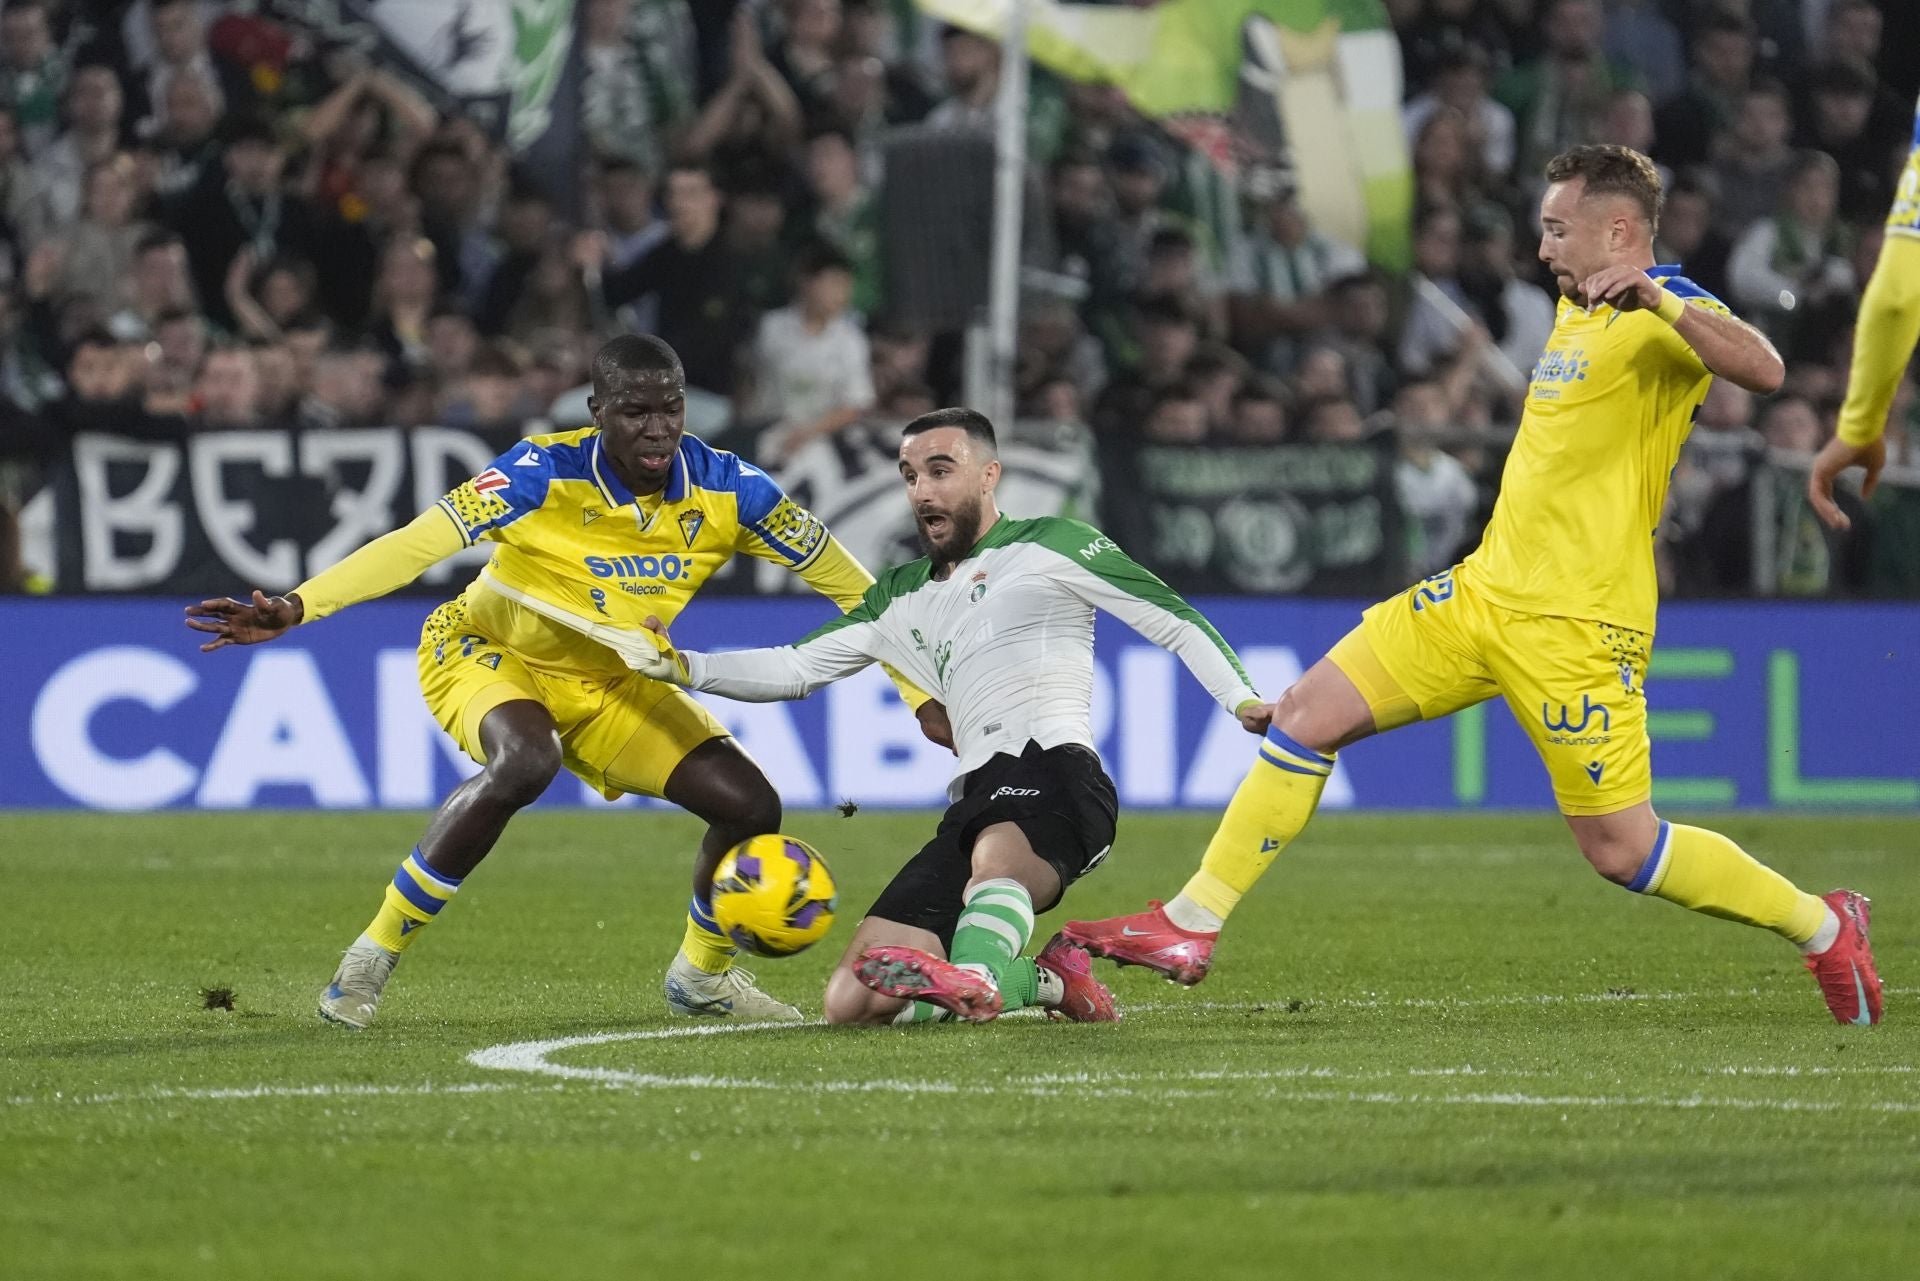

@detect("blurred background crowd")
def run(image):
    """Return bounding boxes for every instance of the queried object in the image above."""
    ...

[0,0,1915,598]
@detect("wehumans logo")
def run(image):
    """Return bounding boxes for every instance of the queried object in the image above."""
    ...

[1543,694,1612,745]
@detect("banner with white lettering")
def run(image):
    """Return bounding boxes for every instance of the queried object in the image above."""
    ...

[50,426,498,594]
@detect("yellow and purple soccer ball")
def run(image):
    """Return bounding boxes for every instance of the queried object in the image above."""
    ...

[709,834,838,957]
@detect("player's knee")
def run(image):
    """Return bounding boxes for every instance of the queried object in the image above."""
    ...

[740,777,782,837]
[484,735,562,809]
[823,968,893,1026]
[1579,833,1646,885]
[1271,685,1342,755]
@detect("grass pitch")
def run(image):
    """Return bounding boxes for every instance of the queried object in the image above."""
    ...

[2,810,1915,1280]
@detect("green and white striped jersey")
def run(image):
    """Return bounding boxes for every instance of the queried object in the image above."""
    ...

[683,515,1261,789]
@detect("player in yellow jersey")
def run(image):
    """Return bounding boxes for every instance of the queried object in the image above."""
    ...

[1808,95,1920,533]
[1065,145,1884,1025]
[186,335,946,1028]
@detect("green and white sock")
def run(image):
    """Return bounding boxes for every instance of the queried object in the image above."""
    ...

[949,878,1040,1010]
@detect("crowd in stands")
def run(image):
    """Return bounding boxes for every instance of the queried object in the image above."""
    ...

[0,0,1914,597]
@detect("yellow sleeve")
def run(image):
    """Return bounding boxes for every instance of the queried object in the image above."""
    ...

[1836,235,1920,447]
[292,505,468,623]
[793,534,934,711]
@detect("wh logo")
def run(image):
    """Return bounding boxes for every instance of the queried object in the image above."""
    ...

[1542,694,1611,734]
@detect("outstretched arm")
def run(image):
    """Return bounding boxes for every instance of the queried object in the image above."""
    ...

[1581,266,1785,394]
[185,504,468,649]
[1046,524,1267,733]
[1810,235,1920,530]
[639,612,885,703]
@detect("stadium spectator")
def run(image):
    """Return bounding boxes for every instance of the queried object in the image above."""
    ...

[1015,295,1106,412]
[1653,13,1755,169]
[1688,393,1870,596]
[1404,48,1517,179]
[587,162,749,396]
[1652,170,1732,303]
[0,105,47,251]
[191,346,260,429]
[409,134,501,314]
[139,0,242,133]
[0,0,65,156]
[1594,87,1668,187]
[1497,0,1639,178]
[1093,295,1199,437]
[746,242,875,461]
[925,26,1000,132]
[1711,81,1797,233]
[295,67,438,215]
[47,156,149,318]
[803,128,880,317]
[112,229,195,342]
[1399,206,1476,378]
[1315,271,1399,415]
[1393,380,1480,576]
[1399,0,1515,92]
[1188,345,1250,438]
[1225,185,1364,370]
[769,0,844,125]
[581,0,696,175]
[145,70,221,203]
[682,6,802,165]
[1301,394,1369,444]
[32,65,126,234]
[1726,151,1855,354]
[297,347,386,431]
[1460,206,1556,379]
[1796,60,1896,220]
[1224,383,1288,444]
[1140,384,1208,444]
[1601,0,1684,105]
[365,236,438,378]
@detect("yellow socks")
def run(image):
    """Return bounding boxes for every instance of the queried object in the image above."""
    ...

[680,895,737,975]
[1626,821,1828,944]
[363,849,463,953]
[1171,727,1334,929]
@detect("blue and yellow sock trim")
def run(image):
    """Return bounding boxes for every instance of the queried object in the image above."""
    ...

[688,894,723,937]
[392,849,462,917]
[1259,726,1336,778]
[1626,820,1672,894]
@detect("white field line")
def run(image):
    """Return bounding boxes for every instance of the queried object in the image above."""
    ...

[1126,983,1920,1015]
[8,986,1915,1113]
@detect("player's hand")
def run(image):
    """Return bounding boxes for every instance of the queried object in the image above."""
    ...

[1236,699,1273,735]
[1580,266,1663,314]
[916,700,955,752]
[185,590,303,651]
[1807,435,1885,531]
[634,615,693,684]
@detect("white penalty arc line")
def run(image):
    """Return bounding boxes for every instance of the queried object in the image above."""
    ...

[459,1021,1920,1115]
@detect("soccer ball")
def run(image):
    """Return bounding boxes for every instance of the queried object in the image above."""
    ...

[709,834,838,957]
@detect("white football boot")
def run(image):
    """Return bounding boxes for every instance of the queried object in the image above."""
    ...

[663,952,803,1021]
[317,937,401,1029]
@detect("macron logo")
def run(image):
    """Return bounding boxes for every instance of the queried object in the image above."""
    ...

[515,449,542,467]
[1078,535,1118,561]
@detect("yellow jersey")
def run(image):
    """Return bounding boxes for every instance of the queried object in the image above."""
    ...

[1463,267,1730,634]
[297,427,920,693]
[1887,94,1920,242]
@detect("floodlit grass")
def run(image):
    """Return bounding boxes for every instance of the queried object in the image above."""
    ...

[2,811,1914,1280]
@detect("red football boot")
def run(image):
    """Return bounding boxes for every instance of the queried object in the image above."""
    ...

[855,946,1004,1022]
[1059,901,1217,986]
[1035,933,1120,1022]
[1804,890,1883,1026]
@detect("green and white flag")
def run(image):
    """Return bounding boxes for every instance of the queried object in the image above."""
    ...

[916,0,1412,270]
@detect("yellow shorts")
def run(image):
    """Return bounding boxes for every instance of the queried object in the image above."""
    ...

[1329,564,1652,816]
[417,597,728,800]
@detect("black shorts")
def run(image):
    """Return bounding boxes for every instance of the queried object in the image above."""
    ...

[867,740,1118,946]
